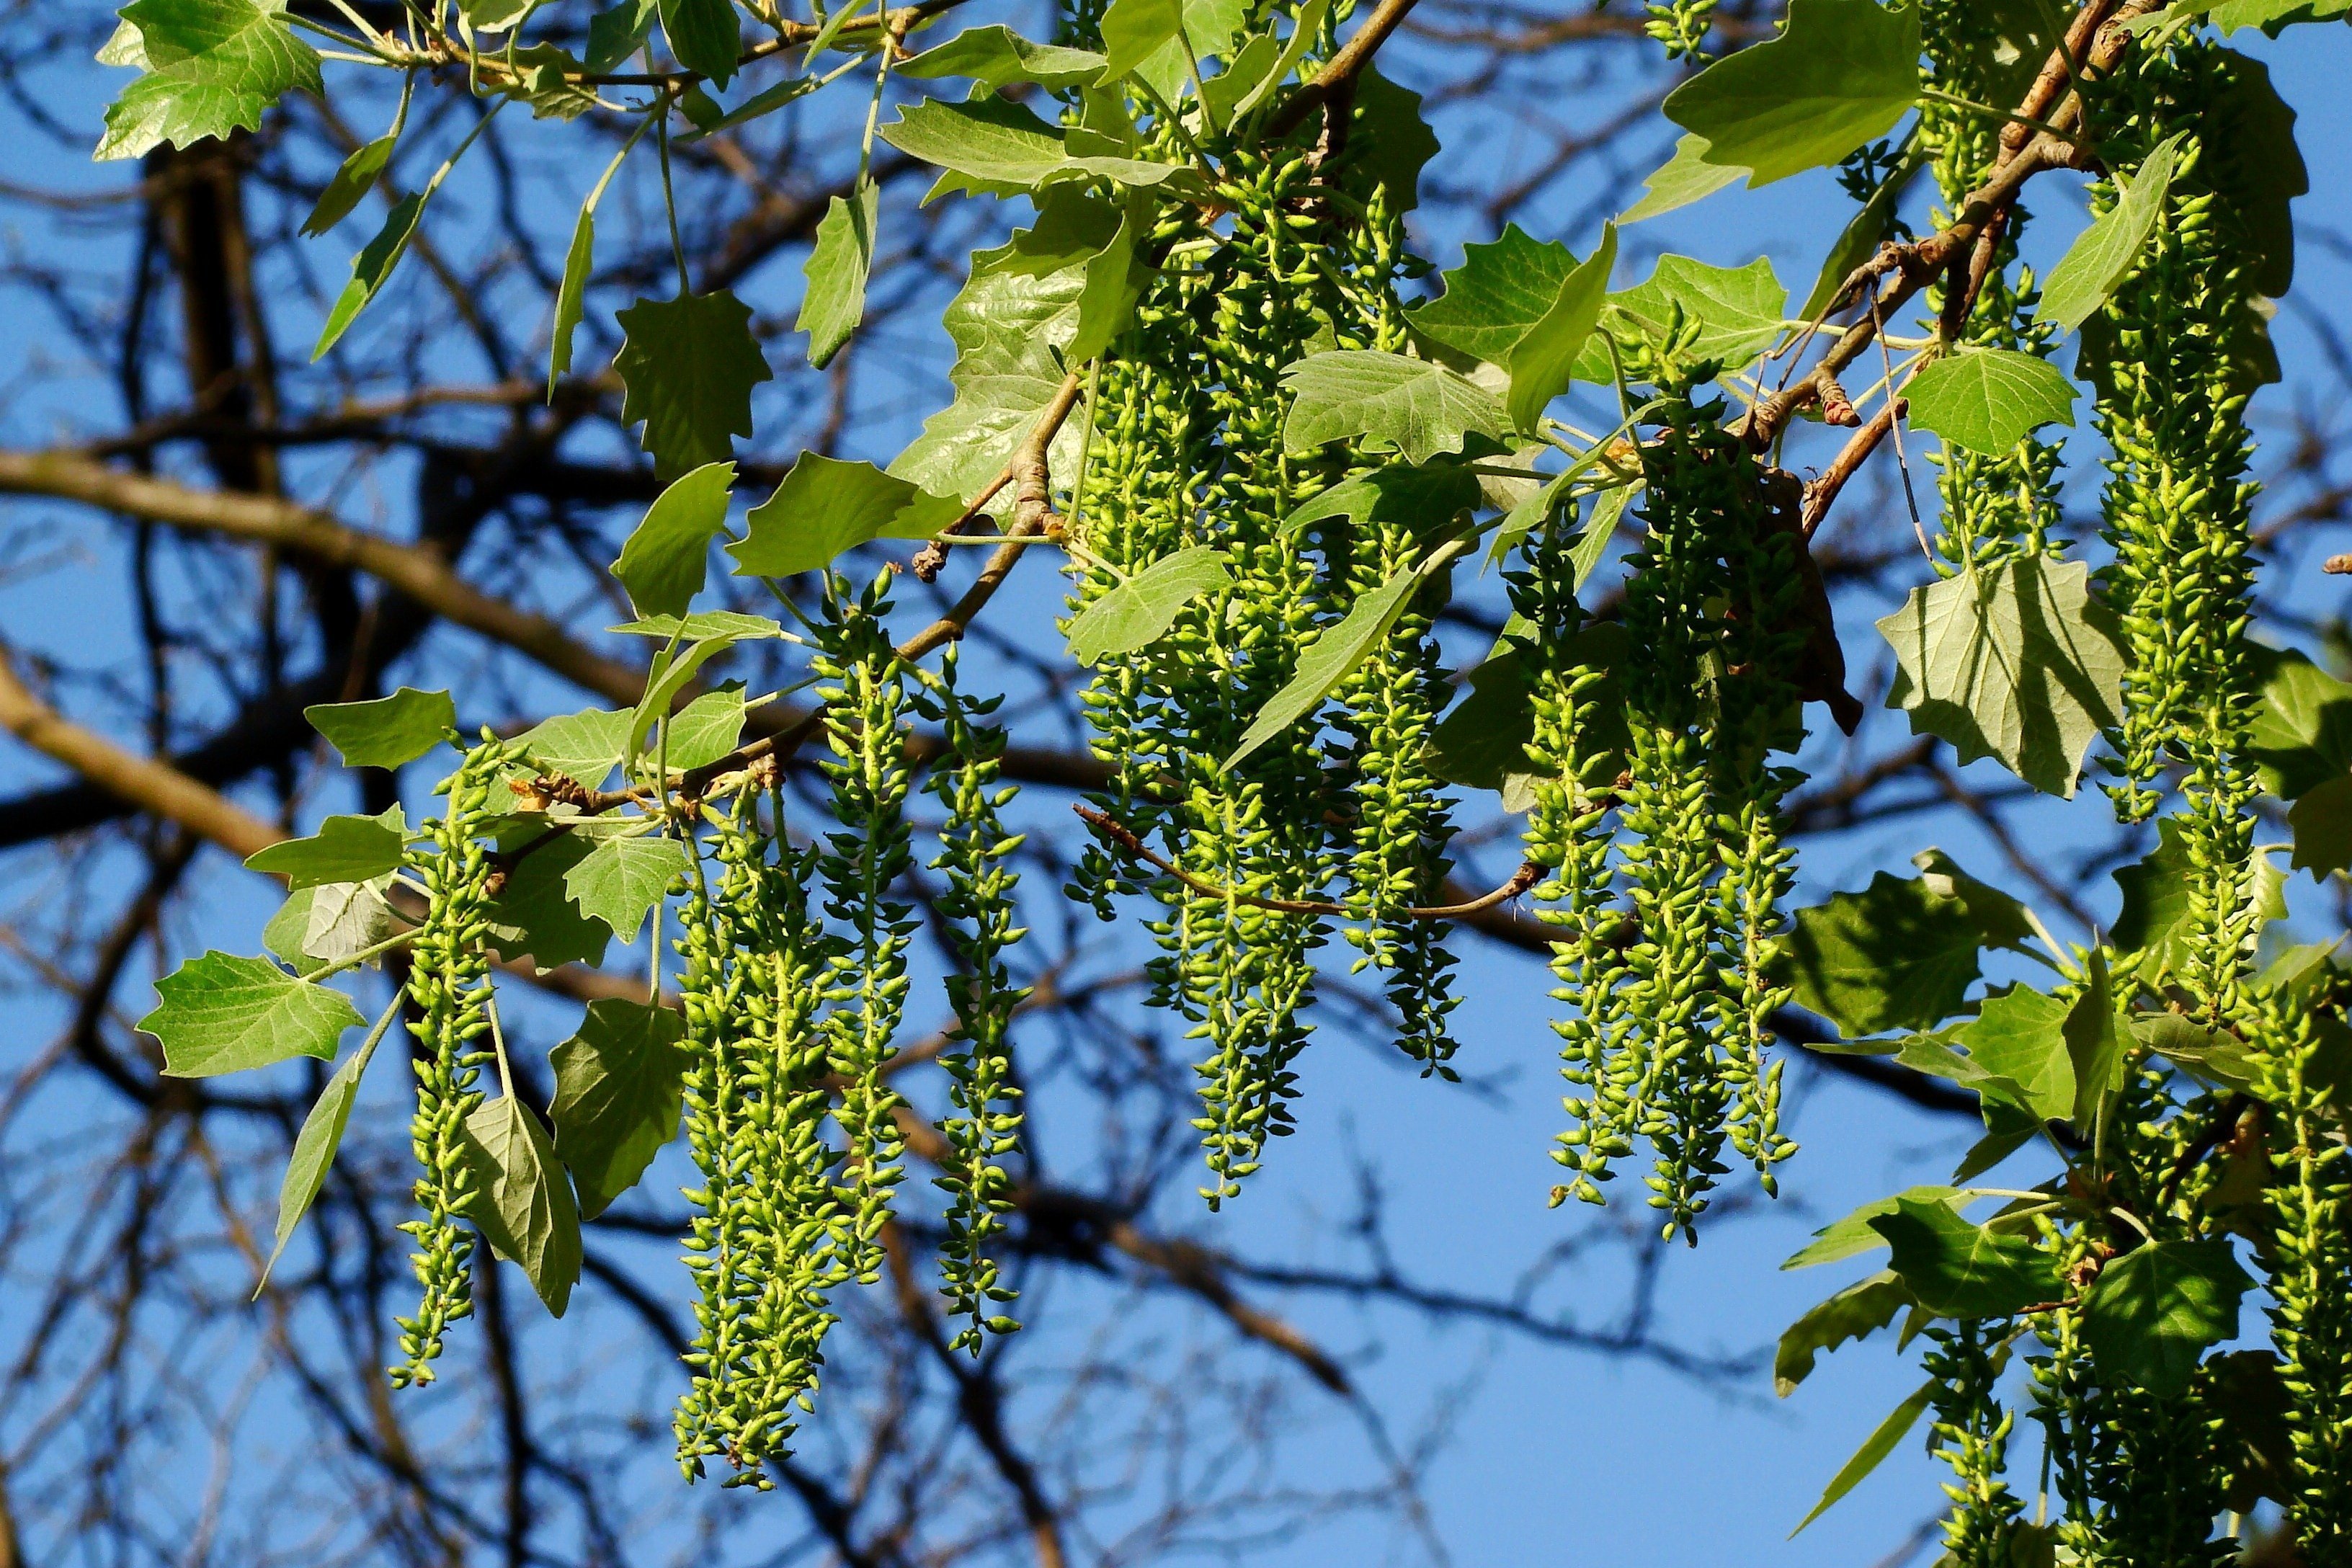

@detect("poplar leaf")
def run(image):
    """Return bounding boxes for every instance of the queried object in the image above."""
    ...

[1430,623,1628,809]
[305,687,455,770]
[1902,348,2078,455]
[585,0,657,71]
[313,192,424,360]
[260,1015,388,1286]
[1347,68,1439,213]
[1776,1271,1914,1395]
[1283,463,1482,541]
[1225,0,1326,122]
[664,682,747,770]
[517,707,633,789]
[2036,133,2186,333]
[1790,1381,1936,1536]
[1506,223,1616,432]
[265,877,397,967]
[1229,564,1428,767]
[2290,775,2352,878]
[1876,555,2128,798]
[1662,0,1922,187]
[800,182,878,368]
[612,610,785,641]
[2201,52,2305,298]
[483,824,611,973]
[461,1096,582,1317]
[1869,1196,2060,1318]
[1127,0,1250,101]
[2112,816,2286,982]
[2066,949,2129,1126]
[1955,986,2075,1123]
[614,290,772,477]
[2082,1240,2250,1396]
[1622,132,1747,223]
[1280,350,1510,465]
[681,74,814,139]
[731,454,961,577]
[303,134,393,236]
[244,806,409,889]
[548,202,593,394]
[611,461,735,618]
[549,999,691,1218]
[1783,1186,1964,1270]
[2132,1013,2259,1095]
[1066,547,1231,664]
[1784,871,2005,1035]
[1098,0,1185,83]
[656,0,739,84]
[1574,256,1788,380]
[96,0,322,161]
[1910,848,2038,950]
[141,951,364,1077]
[898,25,1108,90]
[880,97,1200,201]
[2245,646,2352,800]
[2204,0,2352,32]
[1409,224,1580,367]
[563,834,692,941]
[890,248,1090,504]
[1069,208,1141,365]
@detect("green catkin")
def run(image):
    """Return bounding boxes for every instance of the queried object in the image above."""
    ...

[389,734,519,1387]
[1923,1320,2025,1568]
[2250,965,2352,1562]
[1543,333,1802,1236]
[1919,0,2065,574]
[919,646,1030,1353]
[2091,43,2263,1025]
[814,569,917,1273]
[674,792,849,1485]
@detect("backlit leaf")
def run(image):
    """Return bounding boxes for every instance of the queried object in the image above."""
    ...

[1229,561,1433,767]
[1066,546,1232,664]
[1280,350,1509,465]
[1785,870,2006,1036]
[244,806,409,889]
[1791,1380,1936,1536]
[2113,816,2286,984]
[303,133,393,237]
[462,1096,582,1316]
[260,1004,392,1286]
[563,833,691,942]
[549,999,690,1218]
[1663,0,1922,187]
[614,290,773,478]
[611,460,736,618]
[1622,132,1746,223]
[732,454,961,578]
[898,24,1108,90]
[2082,1240,2250,1396]
[96,0,321,161]
[141,951,363,1077]
[483,823,611,973]
[517,707,633,789]
[1776,1270,1914,1395]
[1902,347,2078,455]
[2037,133,2186,333]
[305,687,455,770]
[1409,223,1579,368]
[1869,1196,2060,1318]
[800,182,878,368]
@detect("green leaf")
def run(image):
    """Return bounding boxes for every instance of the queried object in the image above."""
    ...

[458,0,532,28]
[614,290,773,478]
[313,192,424,360]
[1224,0,1326,122]
[1902,348,2078,455]
[244,806,409,889]
[1869,1195,2061,1318]
[612,610,785,641]
[303,134,393,237]
[1663,0,1922,187]
[801,182,878,369]
[1785,870,2008,1035]
[2201,51,2305,298]
[1783,1186,1964,1270]
[97,0,322,162]
[548,999,690,1218]
[260,1003,392,1286]
[1409,223,1580,368]
[610,460,735,618]
[517,707,633,789]
[1956,986,2075,1123]
[1799,138,1924,321]
[2113,816,2287,984]
[1349,67,1438,213]
[662,682,747,770]
[264,877,398,967]
[1791,1380,1937,1537]
[1506,224,1617,432]
[656,0,739,84]
[1099,0,1185,84]
[1066,546,1231,664]
[1776,1270,1914,1396]
[1622,132,1746,223]
[1431,623,1628,812]
[1910,848,2038,950]
[141,951,364,1077]
[2131,1013,2260,1095]
[889,243,1091,505]
[483,824,612,973]
[1131,0,1249,101]
[680,74,814,141]
[2204,0,2352,32]
[1876,554,2128,798]
[2289,774,2352,878]
[2066,948,2129,1127]
[1579,255,1789,379]
[549,202,594,395]
[731,453,960,578]
[1228,561,1433,767]
[564,833,691,941]
[461,1096,582,1317]
[2082,1240,2250,1397]
[1283,462,1482,542]
[2245,646,2352,801]
[898,24,1108,90]
[585,0,657,72]
[1069,207,1142,365]
[1281,350,1509,466]
[304,687,455,770]
[880,97,1200,202]
[2036,133,2186,334]
[1894,1031,2040,1116]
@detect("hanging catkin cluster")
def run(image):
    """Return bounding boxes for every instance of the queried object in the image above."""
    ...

[2091,42,2264,1022]
[391,734,525,1386]
[1531,326,1802,1238]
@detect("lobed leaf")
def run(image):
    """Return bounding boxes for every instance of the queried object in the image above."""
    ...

[614,290,772,478]
[610,461,736,619]
[304,687,455,771]
[1280,350,1509,465]
[1662,0,1921,187]
[1066,547,1232,664]
[1776,1270,1914,1396]
[97,0,321,162]
[549,999,691,1218]
[2081,1240,2250,1397]
[562,833,692,942]
[731,454,961,578]
[141,951,364,1078]
[244,806,409,890]
[1902,347,2078,456]
[1868,1196,2060,1319]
